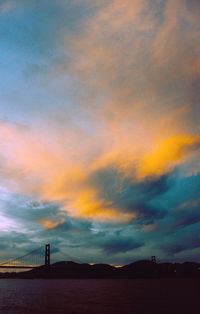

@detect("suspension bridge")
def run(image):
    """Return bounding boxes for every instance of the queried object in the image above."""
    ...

[0,244,51,269]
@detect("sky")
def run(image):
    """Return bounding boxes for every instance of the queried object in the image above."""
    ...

[0,0,200,266]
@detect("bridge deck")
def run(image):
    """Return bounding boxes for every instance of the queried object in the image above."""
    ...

[0,265,40,269]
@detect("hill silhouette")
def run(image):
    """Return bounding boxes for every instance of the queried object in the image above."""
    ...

[1,260,200,279]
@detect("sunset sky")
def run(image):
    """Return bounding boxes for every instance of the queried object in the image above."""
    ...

[0,0,200,265]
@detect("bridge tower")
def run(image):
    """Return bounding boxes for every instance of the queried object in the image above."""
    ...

[45,244,50,267]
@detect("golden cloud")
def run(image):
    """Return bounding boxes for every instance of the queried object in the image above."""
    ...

[0,0,200,224]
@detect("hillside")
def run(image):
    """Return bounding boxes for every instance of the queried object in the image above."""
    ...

[1,260,200,279]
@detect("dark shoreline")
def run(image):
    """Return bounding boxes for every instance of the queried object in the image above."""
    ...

[1,260,200,279]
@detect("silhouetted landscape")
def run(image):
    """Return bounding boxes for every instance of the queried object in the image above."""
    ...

[1,260,200,279]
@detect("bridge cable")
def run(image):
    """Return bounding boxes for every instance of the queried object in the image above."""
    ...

[0,245,44,266]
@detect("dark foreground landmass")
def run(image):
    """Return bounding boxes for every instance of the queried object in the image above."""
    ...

[1,260,200,279]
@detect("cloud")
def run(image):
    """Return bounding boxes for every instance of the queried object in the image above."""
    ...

[0,0,200,263]
[36,218,65,230]
[161,221,200,255]
[0,0,14,13]
[170,198,200,230]
[138,134,200,179]
[103,237,144,254]
[0,112,199,224]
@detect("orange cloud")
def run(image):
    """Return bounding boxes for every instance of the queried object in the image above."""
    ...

[64,188,137,223]
[138,134,200,179]
[69,0,200,130]
[0,119,199,225]
[36,218,65,230]
[0,1,200,224]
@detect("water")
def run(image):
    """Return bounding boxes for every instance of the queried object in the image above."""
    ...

[0,278,199,313]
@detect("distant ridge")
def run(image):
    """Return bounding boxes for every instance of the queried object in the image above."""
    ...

[1,260,200,279]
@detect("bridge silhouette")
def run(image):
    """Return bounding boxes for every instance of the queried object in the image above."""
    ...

[0,244,51,269]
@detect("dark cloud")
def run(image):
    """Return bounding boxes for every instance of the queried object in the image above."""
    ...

[161,223,200,255]
[1,171,200,264]
[89,166,170,224]
[0,231,41,261]
[0,243,8,250]
[171,207,200,230]
[0,195,64,224]
[54,218,92,234]
[103,237,144,254]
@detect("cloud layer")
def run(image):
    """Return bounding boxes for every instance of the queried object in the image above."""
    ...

[0,0,200,264]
